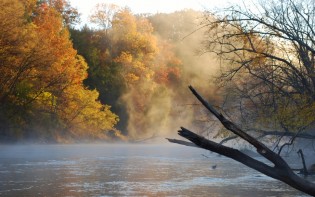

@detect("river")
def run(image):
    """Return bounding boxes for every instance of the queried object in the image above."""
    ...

[0,144,313,196]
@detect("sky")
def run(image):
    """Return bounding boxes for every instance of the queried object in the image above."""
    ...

[68,0,243,26]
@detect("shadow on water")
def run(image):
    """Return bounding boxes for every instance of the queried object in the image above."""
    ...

[0,144,313,196]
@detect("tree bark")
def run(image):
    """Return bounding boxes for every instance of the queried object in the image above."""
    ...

[168,86,315,196]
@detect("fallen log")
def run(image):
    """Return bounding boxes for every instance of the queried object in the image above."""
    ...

[168,85,315,196]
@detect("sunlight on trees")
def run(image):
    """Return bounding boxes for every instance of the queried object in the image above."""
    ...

[89,3,119,32]
[0,0,118,142]
[71,5,185,139]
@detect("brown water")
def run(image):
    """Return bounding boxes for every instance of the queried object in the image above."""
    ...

[0,144,313,196]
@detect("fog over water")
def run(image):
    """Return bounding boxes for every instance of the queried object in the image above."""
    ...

[0,144,313,196]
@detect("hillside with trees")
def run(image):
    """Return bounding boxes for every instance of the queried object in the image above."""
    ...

[70,6,217,140]
[0,0,213,142]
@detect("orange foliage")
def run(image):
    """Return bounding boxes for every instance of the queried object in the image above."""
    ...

[0,0,118,141]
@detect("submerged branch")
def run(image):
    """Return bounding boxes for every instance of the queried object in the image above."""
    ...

[219,135,238,144]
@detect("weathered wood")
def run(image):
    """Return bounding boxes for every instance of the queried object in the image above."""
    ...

[166,138,197,147]
[169,86,315,196]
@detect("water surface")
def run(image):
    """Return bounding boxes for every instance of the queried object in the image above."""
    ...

[0,144,313,196]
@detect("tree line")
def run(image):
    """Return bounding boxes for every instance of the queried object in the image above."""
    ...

[0,0,207,142]
[70,5,217,140]
[2,0,315,150]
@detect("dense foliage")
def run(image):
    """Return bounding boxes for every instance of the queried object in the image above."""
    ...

[71,4,185,137]
[0,1,207,142]
[0,0,119,142]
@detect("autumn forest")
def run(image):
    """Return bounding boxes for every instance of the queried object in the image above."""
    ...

[2,0,315,195]
[2,0,315,148]
[0,0,214,143]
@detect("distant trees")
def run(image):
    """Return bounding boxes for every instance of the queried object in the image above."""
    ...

[89,3,119,33]
[0,0,118,142]
[46,0,80,26]
[201,0,315,149]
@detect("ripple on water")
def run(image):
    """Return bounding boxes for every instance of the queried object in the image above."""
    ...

[12,160,77,166]
[0,144,312,197]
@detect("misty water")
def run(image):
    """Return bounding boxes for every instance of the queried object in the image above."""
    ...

[0,144,314,197]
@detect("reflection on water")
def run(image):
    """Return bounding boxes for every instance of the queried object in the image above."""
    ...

[0,144,313,196]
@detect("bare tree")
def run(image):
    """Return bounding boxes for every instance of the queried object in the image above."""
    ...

[89,3,119,34]
[201,0,315,148]
[168,1,315,194]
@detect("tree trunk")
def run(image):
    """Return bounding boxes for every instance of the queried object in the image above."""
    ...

[168,86,315,196]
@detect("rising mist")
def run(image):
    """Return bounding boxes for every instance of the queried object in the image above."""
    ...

[120,10,222,140]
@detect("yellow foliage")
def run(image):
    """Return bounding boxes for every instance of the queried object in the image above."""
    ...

[110,10,159,86]
[36,91,56,107]
[125,73,140,82]
[114,52,133,64]
[257,95,315,132]
[58,85,119,137]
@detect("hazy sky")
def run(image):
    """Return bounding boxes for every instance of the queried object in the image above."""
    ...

[68,0,242,25]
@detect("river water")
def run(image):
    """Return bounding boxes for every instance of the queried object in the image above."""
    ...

[0,144,313,196]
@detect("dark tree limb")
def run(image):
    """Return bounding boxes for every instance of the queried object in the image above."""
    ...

[297,149,308,176]
[167,138,197,147]
[168,86,315,196]
[189,86,289,168]
[278,131,300,155]
[219,135,238,144]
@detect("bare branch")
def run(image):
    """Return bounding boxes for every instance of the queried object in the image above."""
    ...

[166,138,197,147]
[170,86,315,196]
[189,85,293,168]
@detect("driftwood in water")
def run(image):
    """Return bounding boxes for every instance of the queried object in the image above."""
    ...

[167,86,315,196]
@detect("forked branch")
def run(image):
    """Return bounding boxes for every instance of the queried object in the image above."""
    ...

[168,86,315,196]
